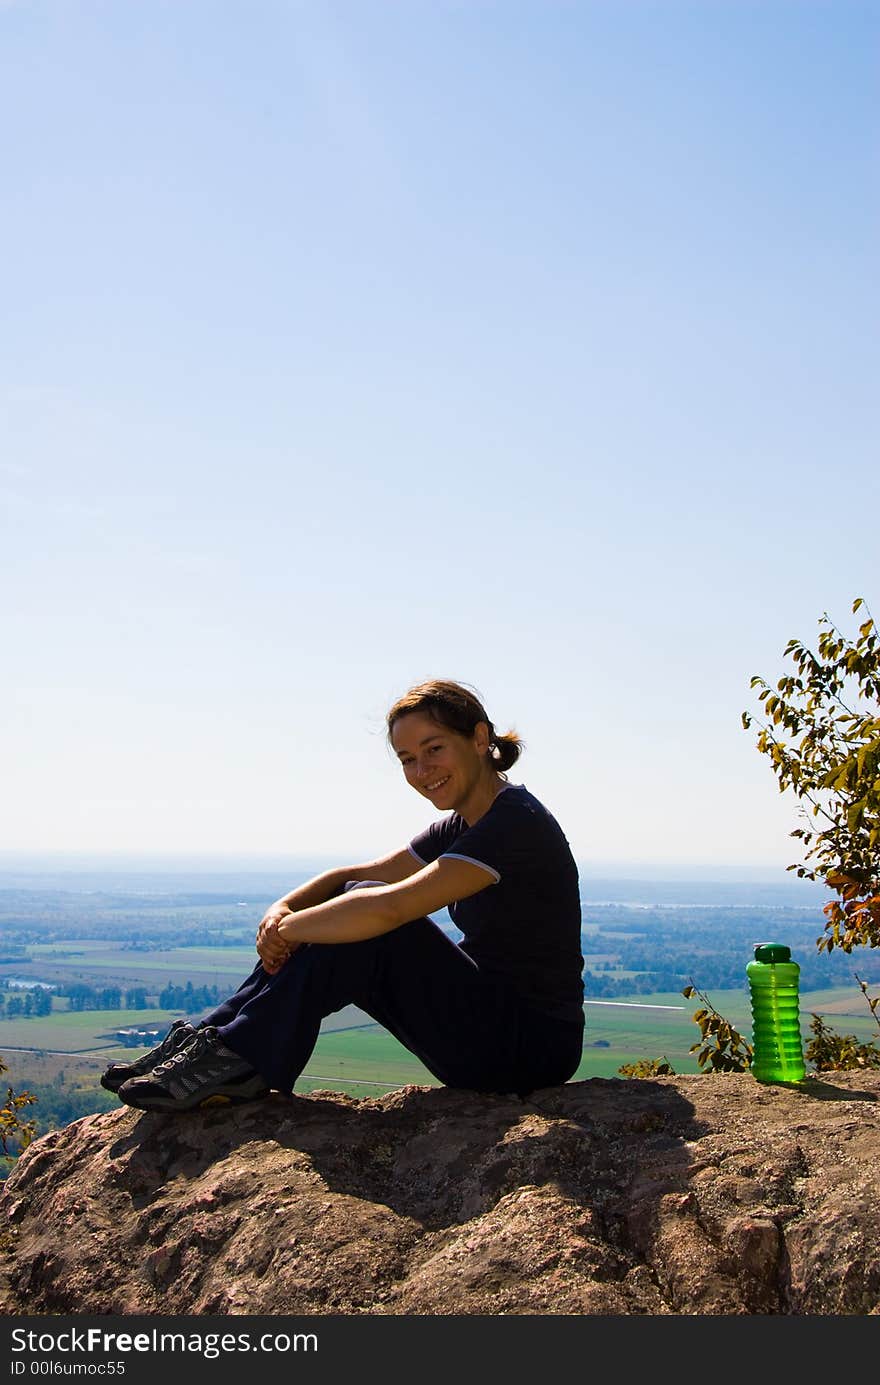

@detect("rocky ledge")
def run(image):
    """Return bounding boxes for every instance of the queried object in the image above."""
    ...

[1,1072,878,1315]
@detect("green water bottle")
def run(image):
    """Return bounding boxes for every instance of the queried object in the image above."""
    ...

[747,942,806,1083]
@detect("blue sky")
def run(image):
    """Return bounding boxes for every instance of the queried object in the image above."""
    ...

[2,1,877,871]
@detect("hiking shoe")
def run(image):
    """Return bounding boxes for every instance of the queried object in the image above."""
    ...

[100,1020,197,1093]
[116,1025,269,1111]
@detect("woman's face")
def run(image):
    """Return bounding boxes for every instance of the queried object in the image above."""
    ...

[391,711,489,814]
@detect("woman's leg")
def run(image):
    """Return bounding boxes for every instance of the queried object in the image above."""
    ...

[199,960,271,1029]
[216,915,530,1094]
[120,884,583,1108]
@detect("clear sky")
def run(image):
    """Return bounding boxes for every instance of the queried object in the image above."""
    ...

[2,0,877,874]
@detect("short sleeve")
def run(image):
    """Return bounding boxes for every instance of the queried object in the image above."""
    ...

[408,814,460,867]
[436,812,509,883]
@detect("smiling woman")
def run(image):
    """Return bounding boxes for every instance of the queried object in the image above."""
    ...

[101,679,586,1113]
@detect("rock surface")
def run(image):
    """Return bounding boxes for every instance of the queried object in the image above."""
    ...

[1,1073,879,1316]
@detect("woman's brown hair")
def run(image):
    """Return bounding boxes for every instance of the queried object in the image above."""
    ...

[386,679,523,775]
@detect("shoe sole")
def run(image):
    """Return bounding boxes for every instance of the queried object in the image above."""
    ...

[102,1071,154,1093]
[101,1067,171,1094]
[118,1078,270,1112]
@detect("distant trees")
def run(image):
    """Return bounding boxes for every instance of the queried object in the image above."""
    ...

[65,984,95,1012]
[64,984,124,1011]
[158,981,225,1011]
[0,979,227,1016]
[743,598,880,953]
[0,987,53,1019]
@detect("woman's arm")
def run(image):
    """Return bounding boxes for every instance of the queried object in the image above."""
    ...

[275,856,494,949]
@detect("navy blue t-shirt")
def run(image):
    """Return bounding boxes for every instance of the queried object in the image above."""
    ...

[408,783,585,1024]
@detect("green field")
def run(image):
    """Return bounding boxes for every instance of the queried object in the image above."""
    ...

[0,1002,373,1064]
[0,1007,174,1054]
[24,943,258,986]
[2,980,878,1102]
[303,1027,438,1092]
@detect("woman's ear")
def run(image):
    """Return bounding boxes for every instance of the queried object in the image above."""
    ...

[473,720,491,756]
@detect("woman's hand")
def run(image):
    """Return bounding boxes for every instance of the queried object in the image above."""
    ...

[256,904,300,975]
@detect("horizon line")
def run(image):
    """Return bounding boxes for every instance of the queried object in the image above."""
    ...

[0,848,822,885]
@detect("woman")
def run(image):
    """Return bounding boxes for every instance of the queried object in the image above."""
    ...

[102,679,585,1111]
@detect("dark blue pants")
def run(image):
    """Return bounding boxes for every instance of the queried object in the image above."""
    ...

[201,909,583,1098]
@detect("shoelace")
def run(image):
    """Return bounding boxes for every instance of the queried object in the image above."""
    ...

[150,1027,215,1078]
[152,1025,188,1063]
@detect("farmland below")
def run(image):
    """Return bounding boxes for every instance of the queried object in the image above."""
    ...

[1,865,878,1160]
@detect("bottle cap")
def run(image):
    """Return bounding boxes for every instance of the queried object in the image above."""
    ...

[754,942,792,963]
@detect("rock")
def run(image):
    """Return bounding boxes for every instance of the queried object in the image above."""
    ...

[1,1073,878,1315]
